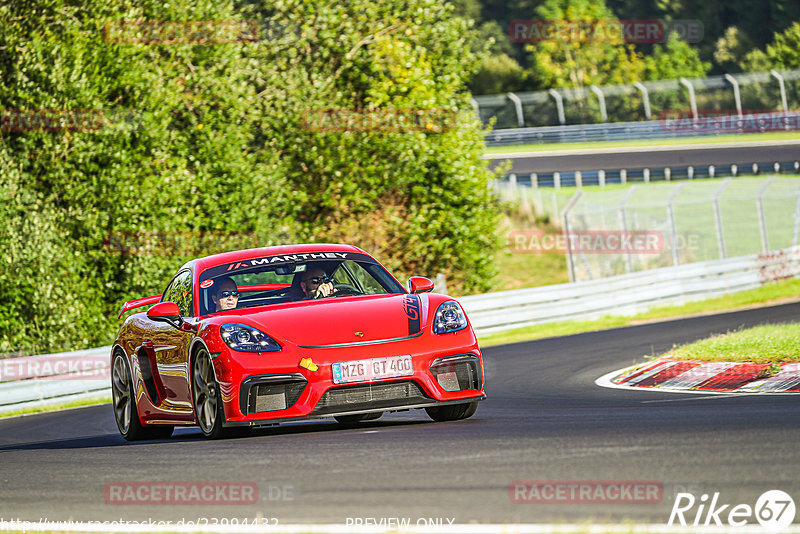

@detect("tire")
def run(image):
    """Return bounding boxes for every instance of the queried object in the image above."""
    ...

[111,351,174,441]
[192,347,228,439]
[334,412,383,425]
[425,401,479,422]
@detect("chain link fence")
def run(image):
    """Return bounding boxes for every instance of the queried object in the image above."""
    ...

[558,177,800,281]
[475,69,800,130]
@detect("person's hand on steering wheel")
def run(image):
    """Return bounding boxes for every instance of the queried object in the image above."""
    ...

[312,281,336,299]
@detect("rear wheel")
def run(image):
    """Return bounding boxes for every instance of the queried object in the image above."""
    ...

[334,412,383,425]
[192,348,229,439]
[425,401,478,422]
[111,351,173,441]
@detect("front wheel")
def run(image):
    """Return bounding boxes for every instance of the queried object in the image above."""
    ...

[192,348,227,439]
[111,351,173,441]
[425,401,478,422]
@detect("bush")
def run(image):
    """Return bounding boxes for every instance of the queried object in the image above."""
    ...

[0,0,500,352]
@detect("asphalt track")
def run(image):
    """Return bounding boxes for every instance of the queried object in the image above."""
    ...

[486,141,800,174]
[1,302,800,527]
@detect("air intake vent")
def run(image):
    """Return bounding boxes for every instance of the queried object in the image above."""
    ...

[312,380,430,416]
[430,355,481,392]
[241,374,307,415]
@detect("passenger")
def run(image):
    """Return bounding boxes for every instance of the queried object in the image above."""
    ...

[212,276,239,311]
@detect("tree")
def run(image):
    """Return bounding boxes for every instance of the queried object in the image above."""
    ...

[0,0,501,351]
[645,32,710,80]
[525,0,647,89]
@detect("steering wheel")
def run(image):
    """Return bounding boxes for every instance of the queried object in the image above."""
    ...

[330,283,363,297]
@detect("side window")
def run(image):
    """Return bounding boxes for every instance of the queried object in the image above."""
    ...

[162,270,194,317]
[338,260,388,295]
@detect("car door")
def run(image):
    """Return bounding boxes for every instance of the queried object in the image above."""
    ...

[146,269,196,418]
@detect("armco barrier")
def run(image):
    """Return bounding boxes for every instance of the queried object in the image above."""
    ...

[1,246,798,413]
[459,246,800,334]
[0,346,112,414]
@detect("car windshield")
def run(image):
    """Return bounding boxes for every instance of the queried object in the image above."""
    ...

[198,252,405,315]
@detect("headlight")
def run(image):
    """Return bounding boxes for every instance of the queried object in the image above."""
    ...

[433,301,468,334]
[220,323,281,352]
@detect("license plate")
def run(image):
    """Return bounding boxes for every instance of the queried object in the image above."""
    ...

[331,355,413,384]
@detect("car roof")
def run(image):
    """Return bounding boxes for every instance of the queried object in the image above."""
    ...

[180,243,369,273]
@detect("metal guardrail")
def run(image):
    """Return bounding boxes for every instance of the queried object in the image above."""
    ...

[1,246,798,412]
[498,162,800,188]
[460,246,800,334]
[0,346,111,414]
[484,111,800,146]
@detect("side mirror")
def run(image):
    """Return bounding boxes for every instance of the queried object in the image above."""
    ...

[408,276,434,294]
[147,301,183,328]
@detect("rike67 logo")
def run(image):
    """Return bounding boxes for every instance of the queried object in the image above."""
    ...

[669,490,796,530]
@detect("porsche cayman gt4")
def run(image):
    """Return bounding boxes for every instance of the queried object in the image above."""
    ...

[111,244,485,440]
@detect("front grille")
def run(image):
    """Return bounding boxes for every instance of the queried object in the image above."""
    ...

[311,380,431,416]
[241,374,307,415]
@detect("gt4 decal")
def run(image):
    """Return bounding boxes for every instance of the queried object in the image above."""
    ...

[404,294,421,335]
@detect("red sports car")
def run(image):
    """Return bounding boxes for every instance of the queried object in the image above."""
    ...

[111,244,485,439]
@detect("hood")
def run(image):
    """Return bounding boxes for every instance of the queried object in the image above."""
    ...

[217,293,430,347]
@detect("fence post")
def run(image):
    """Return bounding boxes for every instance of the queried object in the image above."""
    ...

[794,187,800,247]
[679,77,698,120]
[599,169,606,187]
[551,192,560,225]
[618,186,638,273]
[713,178,732,259]
[548,89,566,125]
[509,173,518,203]
[666,182,686,266]
[770,70,788,113]
[562,191,582,283]
[724,74,743,118]
[507,92,525,128]
[590,85,608,122]
[633,81,652,120]
[470,98,480,120]
[757,177,775,253]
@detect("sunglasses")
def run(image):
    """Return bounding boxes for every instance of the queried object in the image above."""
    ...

[217,290,240,298]
[306,275,330,284]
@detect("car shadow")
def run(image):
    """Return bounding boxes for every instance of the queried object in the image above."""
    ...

[0,417,434,451]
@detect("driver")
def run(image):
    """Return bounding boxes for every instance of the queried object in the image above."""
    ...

[212,276,239,311]
[300,267,336,299]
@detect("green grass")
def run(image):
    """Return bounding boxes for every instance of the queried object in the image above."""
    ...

[477,277,800,348]
[664,323,800,364]
[484,131,800,155]
[0,395,110,419]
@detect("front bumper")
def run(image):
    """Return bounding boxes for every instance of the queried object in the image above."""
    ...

[206,330,485,426]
